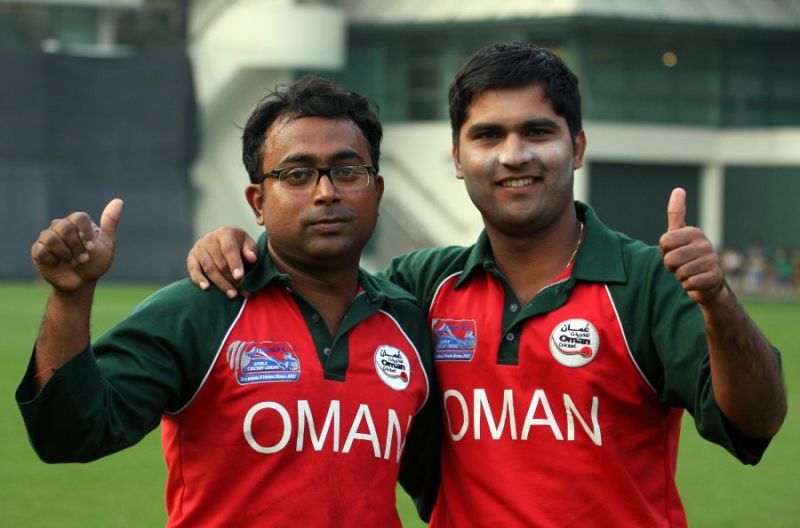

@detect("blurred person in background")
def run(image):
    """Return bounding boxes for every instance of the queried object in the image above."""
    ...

[774,246,795,295]
[720,246,744,291]
[744,240,768,294]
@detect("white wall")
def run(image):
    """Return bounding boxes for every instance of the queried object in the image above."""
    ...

[188,0,346,239]
[378,121,800,249]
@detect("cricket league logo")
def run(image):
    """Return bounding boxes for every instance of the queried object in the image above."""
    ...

[374,345,411,390]
[432,319,477,361]
[227,340,301,384]
[549,318,600,367]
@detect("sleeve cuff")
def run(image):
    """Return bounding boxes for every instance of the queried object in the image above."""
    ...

[15,345,95,405]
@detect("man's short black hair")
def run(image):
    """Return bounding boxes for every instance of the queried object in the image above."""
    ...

[242,75,382,183]
[449,42,582,144]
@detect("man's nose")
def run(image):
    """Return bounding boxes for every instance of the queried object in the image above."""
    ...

[498,135,533,167]
[313,174,340,204]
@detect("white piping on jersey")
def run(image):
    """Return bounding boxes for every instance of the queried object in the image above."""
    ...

[167,297,250,415]
[378,309,430,414]
[430,270,570,310]
[429,271,463,314]
[603,284,657,394]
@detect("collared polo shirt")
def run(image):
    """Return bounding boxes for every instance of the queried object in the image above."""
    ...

[381,201,779,527]
[17,234,438,527]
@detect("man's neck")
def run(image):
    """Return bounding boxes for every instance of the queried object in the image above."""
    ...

[486,211,582,306]
[267,245,360,336]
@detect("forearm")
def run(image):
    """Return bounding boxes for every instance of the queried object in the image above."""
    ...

[34,282,97,391]
[702,284,787,438]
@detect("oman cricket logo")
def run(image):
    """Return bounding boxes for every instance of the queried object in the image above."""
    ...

[548,319,600,367]
[374,345,411,391]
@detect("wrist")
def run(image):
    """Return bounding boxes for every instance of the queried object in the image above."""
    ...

[50,281,98,303]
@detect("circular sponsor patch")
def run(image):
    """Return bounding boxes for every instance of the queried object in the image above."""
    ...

[549,319,600,367]
[374,345,411,390]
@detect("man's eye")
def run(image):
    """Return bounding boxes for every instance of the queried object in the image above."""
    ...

[332,166,360,182]
[282,168,314,184]
[526,128,548,137]
[476,130,500,140]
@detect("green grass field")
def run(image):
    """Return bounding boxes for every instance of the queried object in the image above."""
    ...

[1,281,796,526]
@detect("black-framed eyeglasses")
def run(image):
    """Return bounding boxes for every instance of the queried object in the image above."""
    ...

[260,164,375,191]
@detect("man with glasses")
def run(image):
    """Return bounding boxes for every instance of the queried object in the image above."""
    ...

[187,43,786,526]
[16,75,439,527]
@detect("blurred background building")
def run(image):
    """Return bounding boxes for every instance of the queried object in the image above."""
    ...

[1,0,799,283]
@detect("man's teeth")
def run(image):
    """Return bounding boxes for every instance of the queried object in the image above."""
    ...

[501,177,534,188]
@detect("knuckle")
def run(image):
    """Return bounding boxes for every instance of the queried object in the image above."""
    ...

[68,211,89,222]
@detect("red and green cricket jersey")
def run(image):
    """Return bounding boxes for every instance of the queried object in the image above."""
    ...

[381,202,779,527]
[16,236,439,527]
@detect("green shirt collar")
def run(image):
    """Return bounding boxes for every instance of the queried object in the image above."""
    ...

[241,232,398,305]
[572,201,627,283]
[455,201,627,288]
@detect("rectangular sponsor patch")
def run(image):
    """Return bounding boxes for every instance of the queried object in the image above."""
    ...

[432,319,477,361]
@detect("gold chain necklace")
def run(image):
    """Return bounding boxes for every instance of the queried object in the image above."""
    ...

[564,221,584,270]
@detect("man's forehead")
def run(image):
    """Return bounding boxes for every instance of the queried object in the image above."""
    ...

[468,85,550,114]
[262,115,370,166]
[266,114,362,140]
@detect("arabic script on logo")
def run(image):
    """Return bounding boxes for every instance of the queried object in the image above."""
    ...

[548,319,600,367]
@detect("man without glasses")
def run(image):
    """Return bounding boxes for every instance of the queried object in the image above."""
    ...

[190,42,787,527]
[17,76,439,527]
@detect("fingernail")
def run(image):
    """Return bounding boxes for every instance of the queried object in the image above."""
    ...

[226,289,237,299]
[233,268,242,279]
[199,281,208,290]
[85,241,95,251]
[78,253,89,263]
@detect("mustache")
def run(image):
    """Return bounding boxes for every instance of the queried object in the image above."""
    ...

[302,206,354,225]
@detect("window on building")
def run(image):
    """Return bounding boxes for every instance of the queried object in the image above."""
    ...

[581,25,800,127]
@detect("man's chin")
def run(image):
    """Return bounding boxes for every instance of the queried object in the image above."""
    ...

[303,238,364,266]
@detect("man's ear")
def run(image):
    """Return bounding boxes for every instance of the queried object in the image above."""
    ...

[374,174,385,205]
[452,142,464,180]
[573,130,587,170]
[245,184,265,225]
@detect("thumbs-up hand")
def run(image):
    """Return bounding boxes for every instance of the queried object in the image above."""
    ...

[659,188,725,306]
[31,199,124,292]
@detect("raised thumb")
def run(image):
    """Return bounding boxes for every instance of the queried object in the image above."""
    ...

[667,188,686,232]
[100,198,124,239]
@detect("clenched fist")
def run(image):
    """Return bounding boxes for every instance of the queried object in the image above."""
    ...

[31,199,123,292]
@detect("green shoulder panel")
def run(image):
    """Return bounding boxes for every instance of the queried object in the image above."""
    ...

[606,235,767,463]
[16,279,244,463]
[378,245,472,310]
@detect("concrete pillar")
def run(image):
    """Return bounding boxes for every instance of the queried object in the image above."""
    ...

[96,9,118,46]
[700,163,724,248]
[574,162,589,204]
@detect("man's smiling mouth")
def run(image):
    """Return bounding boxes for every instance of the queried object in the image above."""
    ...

[500,177,538,188]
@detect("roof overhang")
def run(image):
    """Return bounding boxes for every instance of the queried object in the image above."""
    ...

[342,0,800,30]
